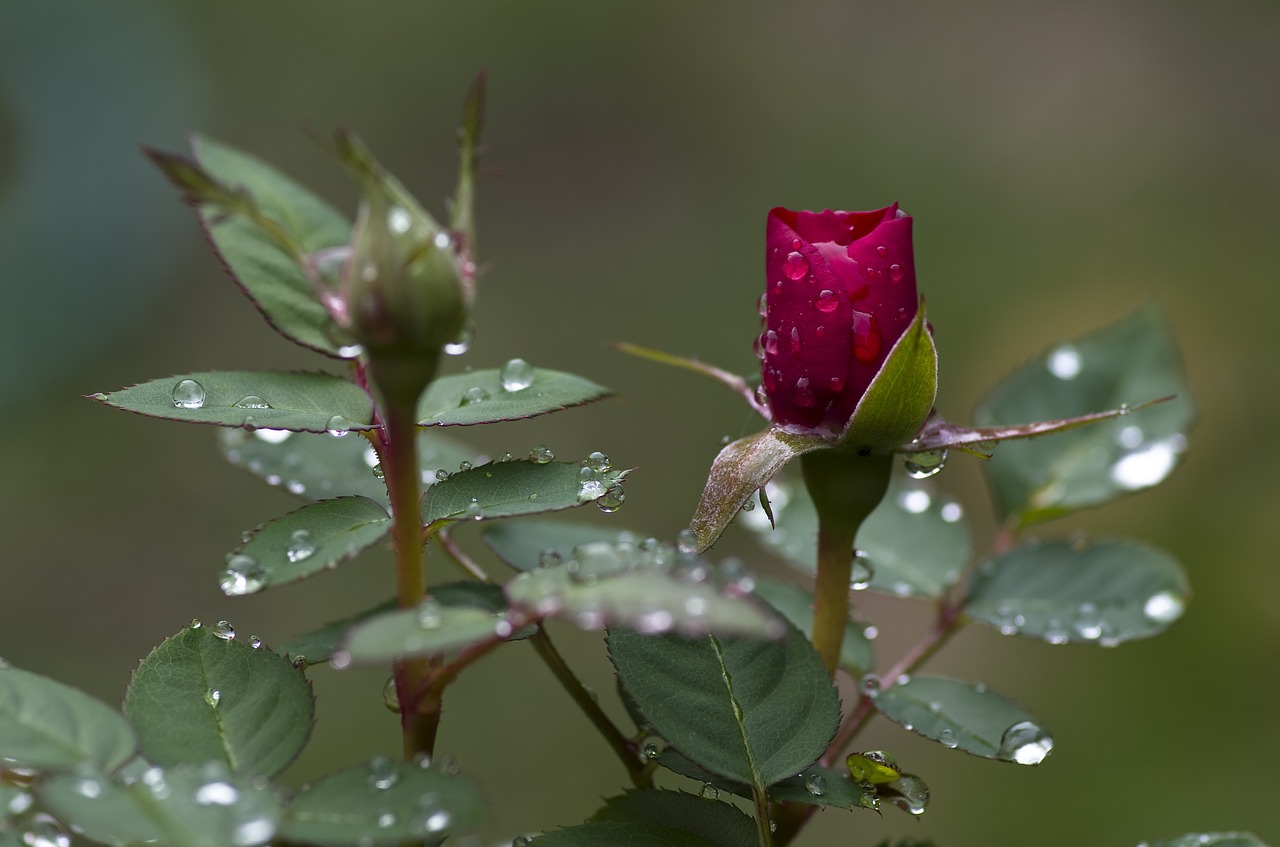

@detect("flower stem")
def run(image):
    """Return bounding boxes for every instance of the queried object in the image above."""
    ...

[380,398,439,760]
[752,787,775,847]
[529,626,652,789]
[799,450,893,676]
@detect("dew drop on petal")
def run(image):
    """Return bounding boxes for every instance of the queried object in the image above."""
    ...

[889,263,904,282]
[763,330,779,356]
[783,251,809,280]
[171,379,205,409]
[793,377,815,407]
[789,326,802,353]
[816,289,839,313]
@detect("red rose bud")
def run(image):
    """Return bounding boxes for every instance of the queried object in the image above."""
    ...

[759,205,919,434]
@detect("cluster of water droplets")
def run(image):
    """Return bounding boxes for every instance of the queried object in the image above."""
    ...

[575,451,625,512]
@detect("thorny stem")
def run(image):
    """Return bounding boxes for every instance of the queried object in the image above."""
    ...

[381,400,441,760]
[529,626,652,789]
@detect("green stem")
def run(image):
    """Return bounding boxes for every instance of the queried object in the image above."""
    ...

[752,786,775,847]
[529,627,652,789]
[381,399,439,760]
[799,450,893,676]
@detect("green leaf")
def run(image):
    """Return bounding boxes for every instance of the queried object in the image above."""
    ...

[973,306,1194,524]
[220,428,477,506]
[507,542,781,638]
[965,539,1189,645]
[192,135,354,356]
[123,623,314,776]
[338,604,505,665]
[38,761,284,847]
[531,821,722,847]
[591,790,755,847]
[422,460,628,527]
[688,427,829,553]
[840,302,938,454]
[745,470,970,599]
[752,579,874,676]
[0,667,135,773]
[281,599,398,666]
[608,622,839,787]
[93,371,374,432]
[482,519,638,573]
[280,757,484,845]
[417,368,611,426]
[1147,835,1268,847]
[872,675,1054,765]
[767,765,879,811]
[221,496,390,595]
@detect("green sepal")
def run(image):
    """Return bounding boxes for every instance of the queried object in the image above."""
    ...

[839,300,937,454]
[687,427,829,552]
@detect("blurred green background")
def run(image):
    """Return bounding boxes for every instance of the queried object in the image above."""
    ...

[2,1,1277,844]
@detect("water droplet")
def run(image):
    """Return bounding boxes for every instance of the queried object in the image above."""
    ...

[903,449,948,479]
[762,330,780,357]
[221,554,266,596]
[253,428,292,444]
[675,529,698,556]
[443,325,473,356]
[376,812,397,829]
[326,415,351,437]
[191,618,203,629]
[1073,603,1104,640]
[500,358,536,391]
[793,377,815,407]
[287,529,316,563]
[194,780,239,806]
[875,245,888,257]
[292,655,308,669]
[461,386,490,405]
[74,773,103,799]
[1047,345,1083,379]
[368,756,400,790]
[789,326,802,353]
[1143,590,1185,623]
[528,445,554,464]
[249,636,262,649]
[643,742,661,760]
[851,309,881,363]
[998,720,1054,765]
[1044,619,1070,645]
[382,676,401,713]
[598,485,625,513]
[582,451,611,472]
[205,688,222,708]
[464,498,484,520]
[805,774,828,796]
[699,782,720,800]
[859,674,882,696]
[850,551,874,590]
[816,289,839,313]
[171,379,206,409]
[889,263,904,282]
[889,774,929,815]
[388,206,412,234]
[577,478,607,503]
[211,620,236,641]
[234,395,271,410]
[938,728,959,749]
[513,837,532,847]
[435,469,451,482]
[863,624,878,639]
[21,814,70,847]
[537,549,563,568]
[1110,436,1184,490]
[783,250,809,280]
[422,809,451,833]
[458,460,473,472]
[337,343,364,359]
[940,502,963,523]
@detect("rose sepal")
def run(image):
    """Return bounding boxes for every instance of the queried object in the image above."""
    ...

[837,297,937,454]
[687,426,830,552]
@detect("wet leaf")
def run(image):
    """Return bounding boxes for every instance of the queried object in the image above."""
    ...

[482,519,636,573]
[280,758,483,845]
[965,539,1189,645]
[124,624,314,776]
[422,461,628,528]
[530,821,723,847]
[746,470,970,599]
[0,667,136,772]
[219,428,477,506]
[974,306,1194,524]
[93,371,374,432]
[609,621,838,787]
[591,790,755,847]
[282,600,398,665]
[38,762,284,847]
[417,368,610,426]
[872,675,1053,765]
[338,605,505,665]
[506,546,780,638]
[191,135,353,356]
[223,496,390,594]
[752,579,874,675]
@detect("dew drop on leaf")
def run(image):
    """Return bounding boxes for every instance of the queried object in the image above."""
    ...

[211,620,236,641]
[699,783,719,800]
[221,554,266,596]
[234,395,271,410]
[171,379,206,409]
[805,774,828,796]
[998,720,1054,765]
[286,530,315,563]
[903,449,948,479]
[368,756,400,790]
[325,415,351,437]
[500,358,536,391]
[528,445,554,464]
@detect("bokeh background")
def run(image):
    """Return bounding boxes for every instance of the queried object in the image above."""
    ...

[2,1,1277,844]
